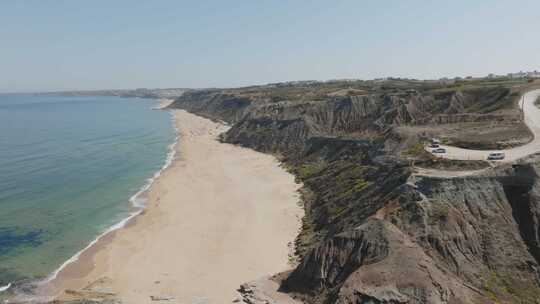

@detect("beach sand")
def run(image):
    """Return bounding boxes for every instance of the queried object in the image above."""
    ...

[152,98,175,110]
[43,110,302,303]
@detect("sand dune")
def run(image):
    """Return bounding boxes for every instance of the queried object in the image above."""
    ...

[45,110,302,304]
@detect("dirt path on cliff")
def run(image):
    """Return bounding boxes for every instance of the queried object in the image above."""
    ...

[416,89,540,178]
[427,89,540,163]
[412,167,490,178]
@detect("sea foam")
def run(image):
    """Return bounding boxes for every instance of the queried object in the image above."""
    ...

[38,109,179,286]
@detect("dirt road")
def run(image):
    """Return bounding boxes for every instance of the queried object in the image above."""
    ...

[427,89,540,162]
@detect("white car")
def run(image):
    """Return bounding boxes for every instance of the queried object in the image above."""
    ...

[487,152,505,160]
[432,148,446,154]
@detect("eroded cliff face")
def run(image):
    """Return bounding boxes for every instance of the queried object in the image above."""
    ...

[171,87,518,138]
[282,163,540,303]
[169,85,540,303]
[168,90,253,123]
[170,86,524,152]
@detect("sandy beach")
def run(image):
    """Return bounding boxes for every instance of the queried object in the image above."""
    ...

[154,99,175,109]
[42,109,302,303]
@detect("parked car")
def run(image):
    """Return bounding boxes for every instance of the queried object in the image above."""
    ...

[432,148,446,153]
[487,152,505,160]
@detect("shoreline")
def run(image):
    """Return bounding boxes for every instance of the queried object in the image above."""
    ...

[48,106,180,282]
[5,105,180,302]
[152,98,175,110]
[33,109,302,303]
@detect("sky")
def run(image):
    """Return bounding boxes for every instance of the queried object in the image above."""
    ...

[1,0,540,92]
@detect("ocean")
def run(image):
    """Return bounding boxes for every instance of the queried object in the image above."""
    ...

[0,94,175,293]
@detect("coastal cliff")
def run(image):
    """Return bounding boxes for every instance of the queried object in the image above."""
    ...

[281,163,540,303]
[169,79,540,303]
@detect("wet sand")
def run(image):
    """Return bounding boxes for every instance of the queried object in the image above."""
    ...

[44,109,302,303]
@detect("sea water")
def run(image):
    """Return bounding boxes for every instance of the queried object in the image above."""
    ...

[0,94,175,291]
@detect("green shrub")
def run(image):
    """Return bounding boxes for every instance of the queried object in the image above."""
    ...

[354,178,370,191]
[404,142,425,156]
[297,162,325,179]
[431,204,449,221]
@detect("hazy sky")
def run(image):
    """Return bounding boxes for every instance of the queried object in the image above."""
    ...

[1,0,540,92]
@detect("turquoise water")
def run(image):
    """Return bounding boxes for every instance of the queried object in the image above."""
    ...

[0,95,174,289]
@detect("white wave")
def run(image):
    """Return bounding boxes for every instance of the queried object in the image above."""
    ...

[0,283,11,293]
[39,109,179,285]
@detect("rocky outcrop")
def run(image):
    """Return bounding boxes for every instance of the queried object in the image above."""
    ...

[283,219,482,304]
[237,277,301,304]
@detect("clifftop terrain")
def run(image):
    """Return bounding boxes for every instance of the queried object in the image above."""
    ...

[169,77,540,303]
